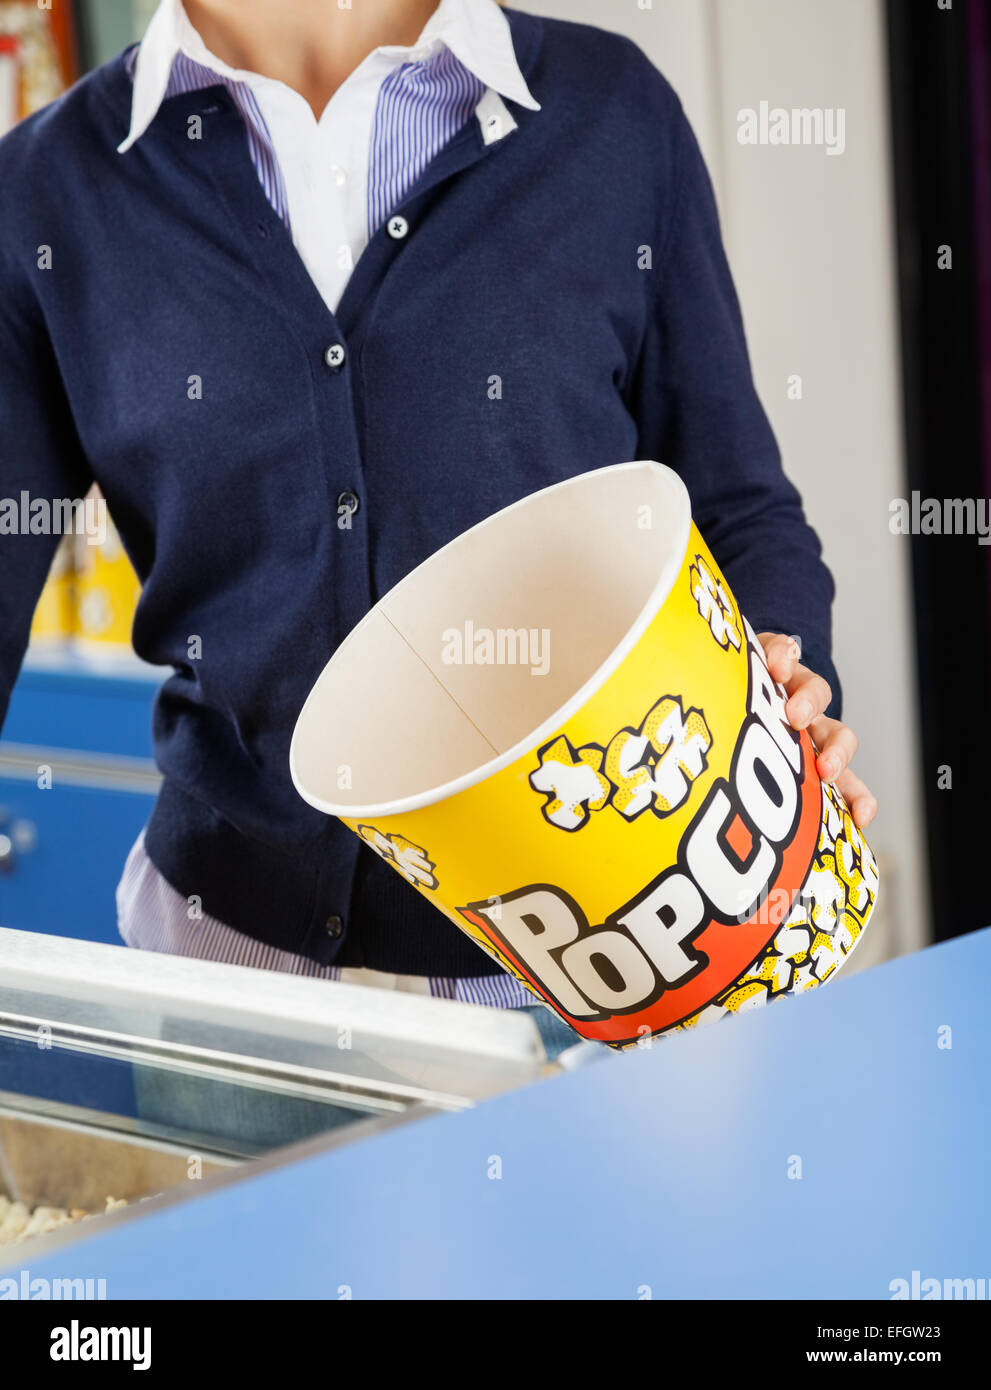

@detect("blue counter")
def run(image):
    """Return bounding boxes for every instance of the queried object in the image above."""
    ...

[8,927,990,1299]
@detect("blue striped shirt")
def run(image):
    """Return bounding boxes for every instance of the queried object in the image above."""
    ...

[123,44,487,243]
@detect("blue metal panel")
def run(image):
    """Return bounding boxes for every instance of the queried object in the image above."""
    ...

[3,657,162,759]
[0,777,156,943]
[11,928,990,1299]
[0,656,160,943]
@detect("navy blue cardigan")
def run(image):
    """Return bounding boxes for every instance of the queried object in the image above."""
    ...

[0,9,839,973]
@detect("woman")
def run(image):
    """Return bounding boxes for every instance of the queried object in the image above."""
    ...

[0,0,875,1073]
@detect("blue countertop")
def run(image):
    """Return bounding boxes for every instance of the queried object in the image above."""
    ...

[9,927,990,1299]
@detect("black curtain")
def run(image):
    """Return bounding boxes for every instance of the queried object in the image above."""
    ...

[887,0,991,942]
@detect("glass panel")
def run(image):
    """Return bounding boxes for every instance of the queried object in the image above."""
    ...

[0,927,546,1238]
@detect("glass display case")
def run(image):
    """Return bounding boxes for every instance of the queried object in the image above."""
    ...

[0,927,553,1247]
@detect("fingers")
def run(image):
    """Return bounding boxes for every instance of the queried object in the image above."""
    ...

[757,632,875,828]
[758,632,801,685]
[834,767,878,828]
[755,633,832,728]
[809,715,858,782]
[784,668,832,730]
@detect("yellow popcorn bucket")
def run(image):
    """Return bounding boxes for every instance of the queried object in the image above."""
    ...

[73,512,141,656]
[29,535,75,646]
[291,461,878,1047]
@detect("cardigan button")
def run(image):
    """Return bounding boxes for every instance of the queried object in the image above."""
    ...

[324,343,346,370]
[337,490,360,516]
[386,215,409,240]
[325,915,344,939]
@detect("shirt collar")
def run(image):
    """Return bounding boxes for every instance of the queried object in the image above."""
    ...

[118,0,539,154]
[413,0,539,111]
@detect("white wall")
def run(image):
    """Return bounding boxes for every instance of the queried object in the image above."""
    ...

[521,0,929,965]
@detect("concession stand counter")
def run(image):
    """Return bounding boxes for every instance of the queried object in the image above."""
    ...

[0,925,988,1299]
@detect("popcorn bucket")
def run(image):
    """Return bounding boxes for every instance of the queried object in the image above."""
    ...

[29,535,75,646]
[291,461,878,1048]
[73,512,141,656]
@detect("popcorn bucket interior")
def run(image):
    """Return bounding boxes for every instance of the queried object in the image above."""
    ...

[291,461,878,1047]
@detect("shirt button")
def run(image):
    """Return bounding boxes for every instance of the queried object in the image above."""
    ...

[324,343,346,370]
[331,163,347,187]
[386,214,409,240]
[325,915,344,939]
[337,490,360,516]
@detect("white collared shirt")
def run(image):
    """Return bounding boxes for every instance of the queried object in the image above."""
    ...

[118,0,539,312]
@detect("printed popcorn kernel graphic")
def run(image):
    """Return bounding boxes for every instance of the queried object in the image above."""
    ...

[669,779,879,1034]
[606,697,712,820]
[690,553,742,651]
[357,825,439,890]
[529,695,712,831]
[527,736,611,831]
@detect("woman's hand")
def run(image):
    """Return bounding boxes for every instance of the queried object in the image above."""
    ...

[758,633,877,829]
